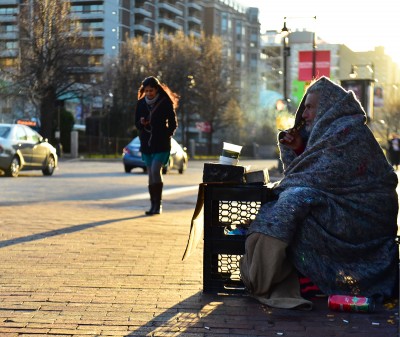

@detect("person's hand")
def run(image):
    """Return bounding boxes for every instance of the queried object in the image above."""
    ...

[279,128,304,152]
[140,117,149,126]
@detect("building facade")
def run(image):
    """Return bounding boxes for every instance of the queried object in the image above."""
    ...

[202,0,260,96]
[131,0,203,39]
[261,28,400,115]
[0,0,261,125]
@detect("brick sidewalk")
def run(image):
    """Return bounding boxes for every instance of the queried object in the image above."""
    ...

[0,196,398,336]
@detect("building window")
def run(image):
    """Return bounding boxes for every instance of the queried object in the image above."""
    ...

[71,5,104,14]
[250,28,258,47]
[221,12,228,33]
[0,41,18,50]
[0,58,17,68]
[0,7,18,15]
[88,55,102,67]
[221,12,232,34]
[236,21,242,40]
[0,24,17,34]
[77,21,104,32]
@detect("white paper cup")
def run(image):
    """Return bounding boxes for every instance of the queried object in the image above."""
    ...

[219,142,242,165]
[222,142,242,159]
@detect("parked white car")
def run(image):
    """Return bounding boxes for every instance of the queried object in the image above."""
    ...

[0,123,58,177]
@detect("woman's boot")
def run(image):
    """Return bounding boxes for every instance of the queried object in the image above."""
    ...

[145,184,155,215]
[151,182,163,214]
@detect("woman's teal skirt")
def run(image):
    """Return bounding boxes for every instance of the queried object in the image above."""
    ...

[142,151,170,167]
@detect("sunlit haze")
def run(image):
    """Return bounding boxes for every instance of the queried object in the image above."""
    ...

[238,0,400,65]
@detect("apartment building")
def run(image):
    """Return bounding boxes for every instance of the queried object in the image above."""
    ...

[202,0,260,95]
[0,0,19,69]
[131,0,260,94]
[70,1,130,84]
[132,0,203,39]
[0,0,260,123]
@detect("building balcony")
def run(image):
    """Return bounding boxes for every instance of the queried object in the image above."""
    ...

[133,24,152,35]
[0,32,17,40]
[158,2,183,16]
[143,0,156,7]
[186,2,202,11]
[157,18,182,31]
[80,31,104,38]
[188,30,201,39]
[0,48,18,58]
[82,48,104,56]
[188,21,201,32]
[187,15,201,26]
[0,14,17,23]
[133,7,152,18]
[73,12,104,21]
[0,0,18,4]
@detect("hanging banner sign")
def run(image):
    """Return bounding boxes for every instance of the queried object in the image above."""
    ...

[196,121,212,133]
[298,50,331,81]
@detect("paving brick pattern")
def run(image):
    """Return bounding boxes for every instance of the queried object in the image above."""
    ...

[0,194,398,336]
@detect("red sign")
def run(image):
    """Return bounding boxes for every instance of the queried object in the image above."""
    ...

[196,121,211,133]
[298,50,330,81]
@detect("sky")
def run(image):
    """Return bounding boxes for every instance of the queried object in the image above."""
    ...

[237,0,400,65]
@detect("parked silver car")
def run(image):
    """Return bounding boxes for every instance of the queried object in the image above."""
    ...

[0,123,58,177]
[122,136,188,174]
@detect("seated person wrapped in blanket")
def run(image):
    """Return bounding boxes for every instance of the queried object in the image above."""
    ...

[240,76,399,310]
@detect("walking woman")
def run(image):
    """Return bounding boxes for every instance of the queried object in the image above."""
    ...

[135,76,179,215]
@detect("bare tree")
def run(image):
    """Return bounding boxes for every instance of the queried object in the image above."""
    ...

[112,32,199,145]
[193,34,235,154]
[110,35,153,138]
[219,98,247,145]
[3,0,88,141]
[151,31,199,146]
[111,32,235,153]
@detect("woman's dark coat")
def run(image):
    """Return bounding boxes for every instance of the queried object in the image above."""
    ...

[134,94,177,154]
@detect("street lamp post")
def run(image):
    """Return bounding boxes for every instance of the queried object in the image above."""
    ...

[281,20,290,104]
[281,16,317,106]
[311,16,317,79]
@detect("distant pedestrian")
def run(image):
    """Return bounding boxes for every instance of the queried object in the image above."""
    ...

[388,134,400,170]
[135,76,179,215]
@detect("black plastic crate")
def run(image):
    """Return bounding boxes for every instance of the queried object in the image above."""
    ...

[203,184,274,294]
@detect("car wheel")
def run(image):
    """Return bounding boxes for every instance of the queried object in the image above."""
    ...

[42,155,56,176]
[124,165,132,173]
[179,159,187,174]
[163,157,172,174]
[5,156,20,177]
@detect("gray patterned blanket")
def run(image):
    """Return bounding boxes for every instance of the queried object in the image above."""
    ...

[248,77,399,299]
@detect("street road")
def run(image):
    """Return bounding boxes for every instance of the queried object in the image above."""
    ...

[2,158,399,233]
[0,159,279,207]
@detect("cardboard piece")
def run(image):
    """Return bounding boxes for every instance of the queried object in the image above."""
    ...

[245,169,270,185]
